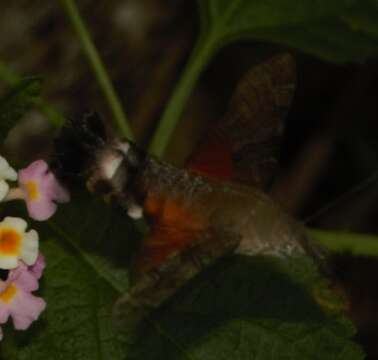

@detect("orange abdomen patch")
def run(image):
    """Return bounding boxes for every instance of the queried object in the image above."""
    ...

[133,193,208,274]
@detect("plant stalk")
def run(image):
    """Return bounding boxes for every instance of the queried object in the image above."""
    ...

[0,61,65,127]
[148,34,216,157]
[308,228,378,257]
[60,0,133,140]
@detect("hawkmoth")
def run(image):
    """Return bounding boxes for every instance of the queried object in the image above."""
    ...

[52,54,327,327]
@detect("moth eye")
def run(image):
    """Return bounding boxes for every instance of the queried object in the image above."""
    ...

[87,177,113,196]
[91,179,114,195]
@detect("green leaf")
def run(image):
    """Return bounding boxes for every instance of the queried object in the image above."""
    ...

[48,191,142,294]
[149,0,378,156]
[0,193,363,359]
[308,228,378,257]
[1,238,131,360]
[0,191,140,360]
[0,62,65,128]
[0,77,42,143]
[199,0,378,62]
[60,0,133,139]
[130,255,363,360]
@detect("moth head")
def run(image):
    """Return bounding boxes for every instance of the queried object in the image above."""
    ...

[51,113,144,219]
[86,139,145,219]
[51,112,107,185]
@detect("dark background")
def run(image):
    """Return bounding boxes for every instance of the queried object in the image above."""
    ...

[1,1,378,357]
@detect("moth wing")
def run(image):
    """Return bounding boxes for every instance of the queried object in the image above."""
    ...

[119,54,296,324]
[187,53,296,189]
[130,54,296,279]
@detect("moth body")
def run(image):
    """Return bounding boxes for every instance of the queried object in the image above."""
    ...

[87,140,314,326]
[49,54,321,328]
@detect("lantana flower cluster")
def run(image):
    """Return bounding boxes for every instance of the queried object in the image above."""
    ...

[0,155,69,341]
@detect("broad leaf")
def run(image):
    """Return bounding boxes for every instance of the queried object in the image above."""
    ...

[149,0,378,156]
[0,77,42,143]
[0,192,138,359]
[48,191,142,294]
[0,190,364,359]
[131,255,363,360]
[0,238,130,360]
[199,0,378,62]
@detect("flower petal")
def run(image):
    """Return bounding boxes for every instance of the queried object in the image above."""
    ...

[18,160,48,181]
[18,160,70,221]
[0,217,39,269]
[29,254,45,279]
[12,293,46,330]
[2,217,27,233]
[0,156,17,181]
[0,180,9,201]
[0,255,18,270]
[20,230,39,266]
[26,198,57,221]
[0,265,46,330]
[0,304,10,324]
[11,264,39,292]
[3,167,18,182]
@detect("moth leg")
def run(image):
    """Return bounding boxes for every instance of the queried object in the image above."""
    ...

[113,230,240,328]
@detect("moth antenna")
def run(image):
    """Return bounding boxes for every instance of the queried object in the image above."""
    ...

[305,170,378,224]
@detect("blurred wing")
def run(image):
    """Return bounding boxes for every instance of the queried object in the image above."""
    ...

[131,192,207,276]
[187,53,296,189]
[132,54,296,277]
[122,54,296,322]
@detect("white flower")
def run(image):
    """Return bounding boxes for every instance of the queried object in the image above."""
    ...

[0,217,39,270]
[0,156,17,201]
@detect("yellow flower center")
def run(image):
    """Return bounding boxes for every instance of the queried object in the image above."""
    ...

[0,227,21,255]
[25,180,40,201]
[0,283,18,303]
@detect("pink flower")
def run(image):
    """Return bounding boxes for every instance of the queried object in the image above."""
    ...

[16,254,45,280]
[29,253,45,279]
[18,160,70,221]
[0,264,46,330]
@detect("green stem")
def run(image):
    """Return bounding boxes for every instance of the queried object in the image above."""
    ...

[34,98,66,128]
[0,61,19,84]
[60,0,133,140]
[0,61,65,128]
[148,34,216,157]
[307,228,378,257]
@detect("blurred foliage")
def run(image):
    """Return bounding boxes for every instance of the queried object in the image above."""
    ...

[0,195,365,359]
[2,0,378,359]
[150,0,378,156]
[0,191,137,359]
[199,0,378,62]
[131,255,363,360]
[0,96,366,360]
[0,77,42,143]
[309,229,378,257]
